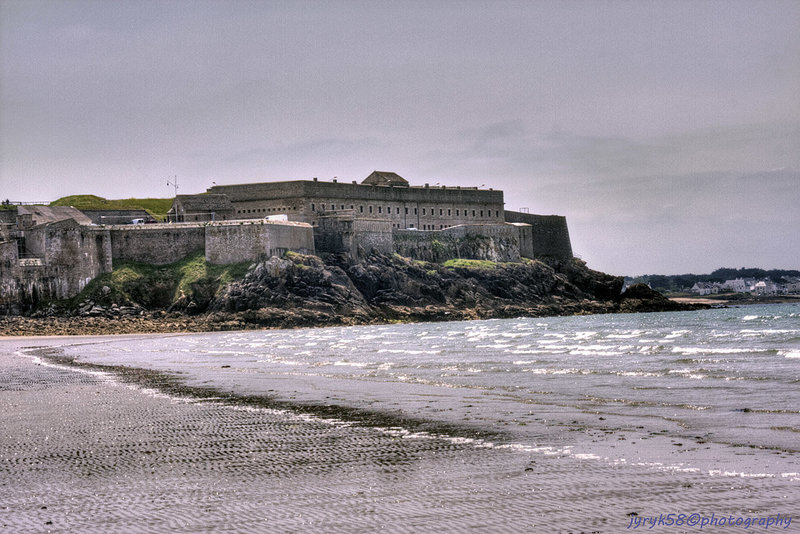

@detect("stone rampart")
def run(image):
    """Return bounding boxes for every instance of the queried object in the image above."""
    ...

[393,223,522,263]
[314,213,392,259]
[81,209,154,225]
[110,224,206,265]
[504,211,573,260]
[205,220,314,264]
[0,221,112,313]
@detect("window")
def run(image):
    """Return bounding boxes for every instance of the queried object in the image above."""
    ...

[378,206,382,214]
[369,206,373,214]
[472,210,476,217]
[448,209,451,216]
[311,204,316,211]
[439,209,443,216]
[360,205,364,213]
[422,208,426,215]
[496,210,499,217]
[405,207,409,215]
[456,209,459,216]
[480,210,484,217]
[414,208,418,215]
[396,207,400,214]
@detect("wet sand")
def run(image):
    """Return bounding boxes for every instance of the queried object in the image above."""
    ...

[1,336,797,533]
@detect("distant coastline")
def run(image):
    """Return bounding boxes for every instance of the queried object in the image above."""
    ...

[670,294,800,306]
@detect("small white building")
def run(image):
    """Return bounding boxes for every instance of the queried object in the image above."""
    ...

[691,282,719,295]
[751,280,778,295]
[721,278,748,293]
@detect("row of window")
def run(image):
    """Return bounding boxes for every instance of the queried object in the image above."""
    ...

[237,206,297,214]
[310,203,500,219]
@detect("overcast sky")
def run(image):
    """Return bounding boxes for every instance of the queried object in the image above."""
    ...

[1,0,798,275]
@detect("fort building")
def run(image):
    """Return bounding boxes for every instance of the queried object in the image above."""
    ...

[1,171,573,312]
[205,171,506,231]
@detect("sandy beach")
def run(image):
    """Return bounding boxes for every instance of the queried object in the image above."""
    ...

[1,334,797,533]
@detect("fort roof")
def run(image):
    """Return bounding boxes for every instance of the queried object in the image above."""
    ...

[170,194,233,212]
[362,171,409,187]
[18,205,92,226]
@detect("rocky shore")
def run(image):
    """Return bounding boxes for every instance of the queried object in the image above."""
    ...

[0,253,705,336]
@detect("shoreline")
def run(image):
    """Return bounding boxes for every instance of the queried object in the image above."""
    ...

[0,301,622,337]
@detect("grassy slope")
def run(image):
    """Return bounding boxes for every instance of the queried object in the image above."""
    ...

[50,195,173,221]
[73,251,250,309]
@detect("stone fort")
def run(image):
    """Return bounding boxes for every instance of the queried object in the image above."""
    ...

[1,171,572,312]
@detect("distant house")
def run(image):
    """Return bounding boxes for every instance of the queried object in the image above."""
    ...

[784,279,800,294]
[751,280,778,295]
[168,194,235,222]
[691,282,719,295]
[721,278,748,293]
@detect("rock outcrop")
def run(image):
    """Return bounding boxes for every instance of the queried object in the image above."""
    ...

[0,253,706,335]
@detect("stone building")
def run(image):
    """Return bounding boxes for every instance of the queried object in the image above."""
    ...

[2,171,575,311]
[167,194,235,222]
[204,172,505,231]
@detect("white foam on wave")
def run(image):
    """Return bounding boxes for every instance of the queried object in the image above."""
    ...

[377,348,442,355]
[782,351,800,359]
[569,349,624,357]
[672,346,767,355]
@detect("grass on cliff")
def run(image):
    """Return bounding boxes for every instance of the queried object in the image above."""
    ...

[443,258,498,270]
[50,195,173,221]
[73,251,250,309]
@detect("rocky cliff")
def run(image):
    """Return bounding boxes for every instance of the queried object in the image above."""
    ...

[0,252,705,335]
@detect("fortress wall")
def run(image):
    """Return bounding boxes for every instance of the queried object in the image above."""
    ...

[211,180,505,229]
[508,223,534,258]
[504,211,573,260]
[0,210,17,225]
[208,181,307,202]
[314,216,354,255]
[0,223,112,312]
[314,214,392,259]
[352,218,393,256]
[205,221,314,264]
[0,242,20,309]
[80,209,154,225]
[110,224,205,265]
[393,223,521,263]
[0,239,17,268]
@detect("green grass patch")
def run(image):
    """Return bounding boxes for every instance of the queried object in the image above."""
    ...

[72,251,250,309]
[442,258,498,270]
[50,195,173,221]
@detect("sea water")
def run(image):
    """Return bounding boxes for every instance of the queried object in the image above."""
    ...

[56,303,800,479]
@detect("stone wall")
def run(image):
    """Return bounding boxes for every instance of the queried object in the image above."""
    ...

[110,224,206,265]
[504,211,573,260]
[209,180,505,230]
[0,209,17,225]
[393,223,523,263]
[80,209,154,225]
[205,220,314,264]
[314,213,392,259]
[0,221,112,313]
